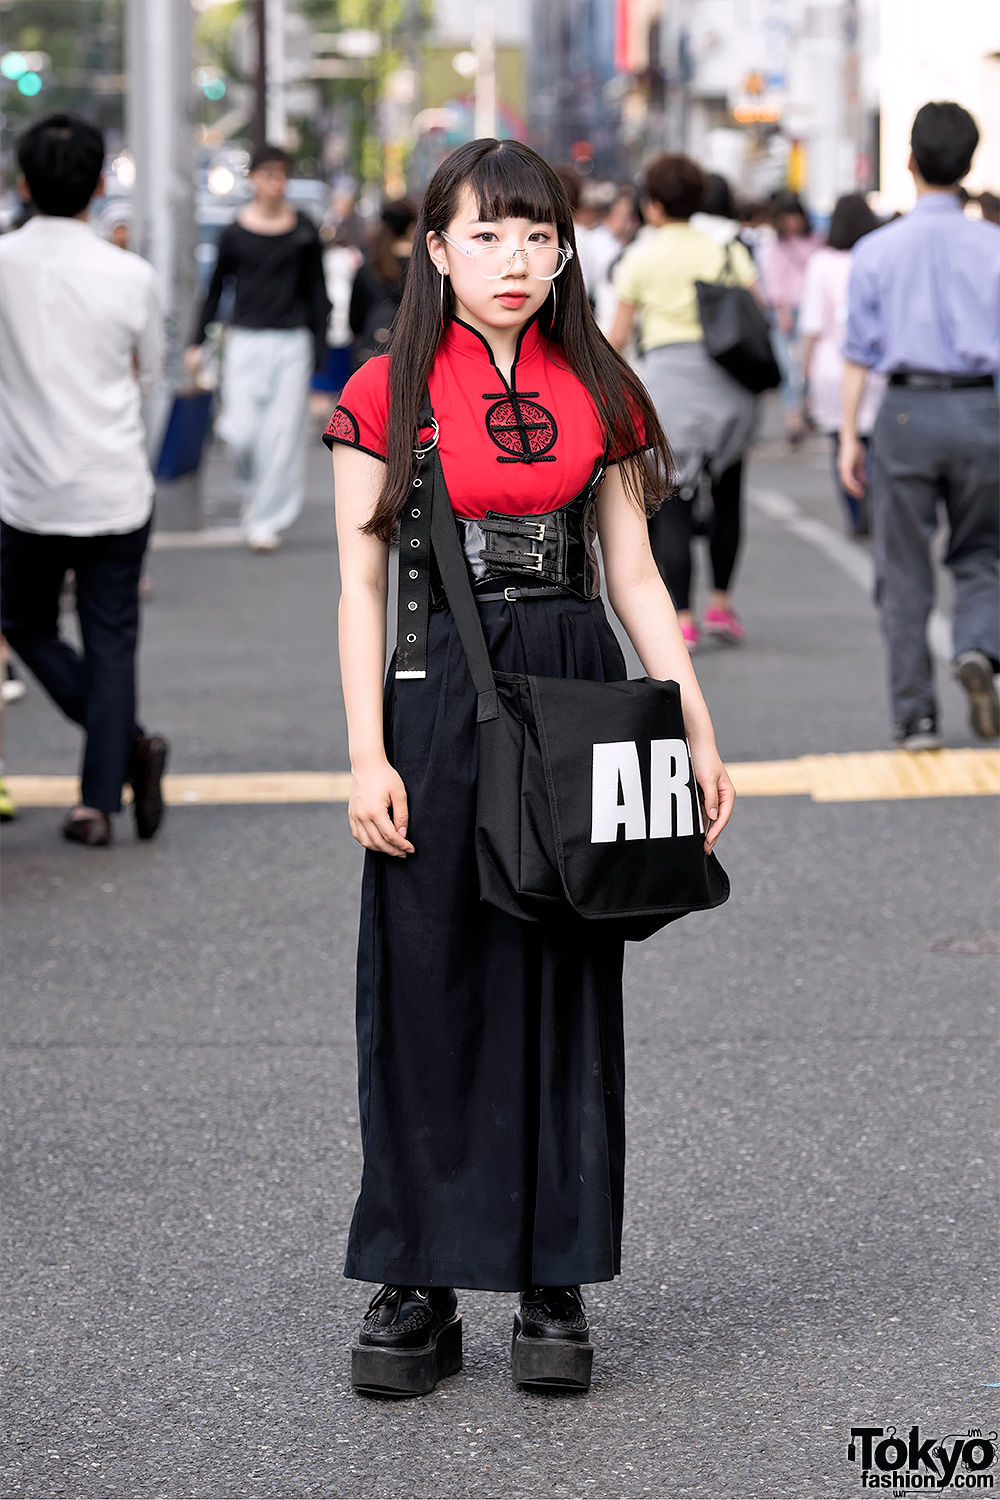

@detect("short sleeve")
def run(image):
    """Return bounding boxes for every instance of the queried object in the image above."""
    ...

[612,245,647,306]
[842,243,883,369]
[322,354,390,459]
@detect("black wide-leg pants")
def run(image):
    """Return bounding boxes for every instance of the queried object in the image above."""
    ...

[345,594,629,1292]
[0,517,150,812]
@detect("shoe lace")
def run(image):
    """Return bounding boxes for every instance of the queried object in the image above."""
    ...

[523,1284,585,1315]
[365,1284,428,1315]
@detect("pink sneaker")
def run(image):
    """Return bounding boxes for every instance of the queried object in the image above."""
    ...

[680,619,700,651]
[701,605,746,644]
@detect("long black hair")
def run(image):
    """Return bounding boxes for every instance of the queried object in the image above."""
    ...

[365,138,673,539]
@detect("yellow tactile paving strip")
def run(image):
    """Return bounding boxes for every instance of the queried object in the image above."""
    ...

[4,750,998,808]
[731,748,1000,801]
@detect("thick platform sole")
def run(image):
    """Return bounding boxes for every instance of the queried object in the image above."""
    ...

[511,1326,594,1391]
[351,1315,462,1397]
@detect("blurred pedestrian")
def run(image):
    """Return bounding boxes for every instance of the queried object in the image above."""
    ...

[736,199,775,275]
[185,144,330,554]
[761,191,822,444]
[610,153,760,649]
[979,191,999,227]
[591,184,640,335]
[840,101,1000,749]
[349,199,416,368]
[800,193,883,537]
[101,198,132,250]
[570,179,617,299]
[327,136,732,1396]
[690,172,742,248]
[0,112,168,847]
[330,187,368,251]
[314,225,363,398]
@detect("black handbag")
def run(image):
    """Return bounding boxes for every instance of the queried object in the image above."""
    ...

[401,407,730,943]
[694,241,781,395]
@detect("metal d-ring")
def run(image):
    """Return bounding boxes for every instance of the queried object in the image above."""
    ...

[412,418,440,459]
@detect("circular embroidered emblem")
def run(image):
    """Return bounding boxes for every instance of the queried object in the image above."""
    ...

[325,406,359,445]
[485,397,557,459]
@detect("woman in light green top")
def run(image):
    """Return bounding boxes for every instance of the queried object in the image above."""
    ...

[610,157,760,651]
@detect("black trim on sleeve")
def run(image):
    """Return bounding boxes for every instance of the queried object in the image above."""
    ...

[321,404,388,461]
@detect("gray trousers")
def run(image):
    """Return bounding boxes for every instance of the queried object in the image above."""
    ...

[869,384,999,726]
[216,327,312,544]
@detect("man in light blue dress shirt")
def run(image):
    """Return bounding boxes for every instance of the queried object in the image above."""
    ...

[840,102,1000,750]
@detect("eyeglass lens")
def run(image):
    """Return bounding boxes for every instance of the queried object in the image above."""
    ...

[475,245,566,279]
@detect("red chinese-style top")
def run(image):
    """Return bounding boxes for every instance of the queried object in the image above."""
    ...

[323,315,644,519]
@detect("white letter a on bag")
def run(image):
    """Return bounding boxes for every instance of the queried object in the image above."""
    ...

[591,741,646,842]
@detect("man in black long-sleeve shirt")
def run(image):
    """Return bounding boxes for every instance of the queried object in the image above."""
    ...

[186,144,330,552]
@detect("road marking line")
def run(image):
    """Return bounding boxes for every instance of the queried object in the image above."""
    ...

[748,487,953,665]
[150,526,244,550]
[5,752,997,808]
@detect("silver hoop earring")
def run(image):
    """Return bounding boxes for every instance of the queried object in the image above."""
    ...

[439,268,447,329]
[550,281,557,319]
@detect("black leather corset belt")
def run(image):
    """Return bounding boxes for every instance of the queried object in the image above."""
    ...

[429,457,606,607]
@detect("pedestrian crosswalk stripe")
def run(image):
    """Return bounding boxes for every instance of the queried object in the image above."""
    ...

[3,750,998,809]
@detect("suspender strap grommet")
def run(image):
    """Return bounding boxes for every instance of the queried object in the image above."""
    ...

[393,401,438,680]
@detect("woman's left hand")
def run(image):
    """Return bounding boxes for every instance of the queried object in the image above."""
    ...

[690,744,736,853]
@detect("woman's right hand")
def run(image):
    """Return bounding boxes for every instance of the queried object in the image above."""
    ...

[183,345,202,376]
[348,759,415,857]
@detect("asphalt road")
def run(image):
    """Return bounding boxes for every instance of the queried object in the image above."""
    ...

[2,425,997,1499]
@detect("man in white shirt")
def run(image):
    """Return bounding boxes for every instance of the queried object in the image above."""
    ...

[0,112,169,847]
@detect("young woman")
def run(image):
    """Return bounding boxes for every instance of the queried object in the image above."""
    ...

[610,154,761,650]
[760,192,822,445]
[327,138,735,1397]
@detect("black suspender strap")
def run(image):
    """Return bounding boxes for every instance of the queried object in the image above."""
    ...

[393,400,437,680]
[394,395,498,721]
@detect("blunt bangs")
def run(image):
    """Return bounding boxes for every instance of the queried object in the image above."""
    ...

[467,148,564,229]
[426,141,572,239]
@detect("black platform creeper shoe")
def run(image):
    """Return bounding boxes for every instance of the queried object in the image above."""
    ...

[511,1285,594,1391]
[351,1285,462,1397]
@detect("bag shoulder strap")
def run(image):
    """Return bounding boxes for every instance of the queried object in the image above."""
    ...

[716,239,738,286]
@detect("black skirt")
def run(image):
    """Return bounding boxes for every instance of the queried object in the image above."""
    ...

[344,594,629,1292]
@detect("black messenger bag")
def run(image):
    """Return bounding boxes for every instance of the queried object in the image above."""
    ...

[402,408,730,943]
[694,241,781,395]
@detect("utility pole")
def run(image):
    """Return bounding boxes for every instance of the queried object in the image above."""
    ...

[266,0,287,147]
[253,0,267,148]
[474,2,496,142]
[125,0,196,467]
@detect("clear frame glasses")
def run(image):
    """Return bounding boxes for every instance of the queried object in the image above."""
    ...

[440,230,573,281]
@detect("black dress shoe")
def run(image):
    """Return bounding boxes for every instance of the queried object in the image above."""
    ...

[351,1285,462,1397]
[61,810,112,847]
[512,1285,594,1391]
[127,733,169,839]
